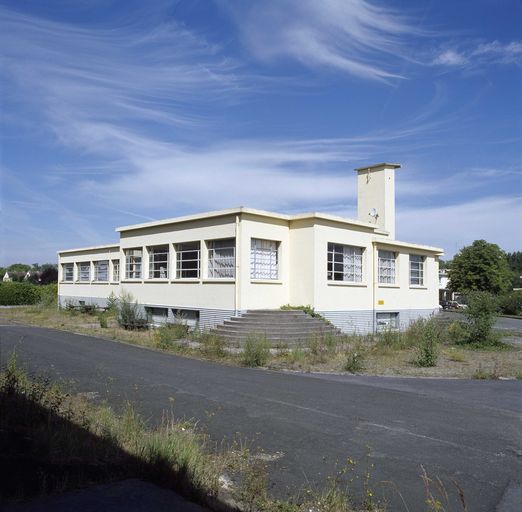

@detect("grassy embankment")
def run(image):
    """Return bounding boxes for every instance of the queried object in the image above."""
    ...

[1,305,521,379]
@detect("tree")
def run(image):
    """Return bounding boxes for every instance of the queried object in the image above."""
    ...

[448,240,513,295]
[506,251,522,288]
[7,263,31,273]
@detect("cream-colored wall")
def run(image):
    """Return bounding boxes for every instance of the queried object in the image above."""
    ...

[58,211,440,315]
[373,248,439,312]
[312,222,375,311]
[237,214,290,310]
[288,219,315,305]
[357,166,396,237]
[58,246,120,300]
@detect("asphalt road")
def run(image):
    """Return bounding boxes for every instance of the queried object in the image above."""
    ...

[1,325,521,511]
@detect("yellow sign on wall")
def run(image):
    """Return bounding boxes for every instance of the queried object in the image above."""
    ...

[378,300,384,305]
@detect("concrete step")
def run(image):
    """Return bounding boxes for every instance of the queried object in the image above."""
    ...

[223,319,333,328]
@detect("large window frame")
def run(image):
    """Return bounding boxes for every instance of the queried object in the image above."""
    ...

[208,238,235,279]
[378,250,396,285]
[175,242,200,279]
[62,263,74,282]
[78,262,91,282]
[327,243,363,282]
[112,259,120,282]
[409,254,425,286]
[94,260,109,282]
[250,238,279,280]
[125,249,142,279]
[148,245,169,279]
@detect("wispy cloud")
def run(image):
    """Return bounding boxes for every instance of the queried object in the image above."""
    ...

[0,5,242,137]
[432,40,522,68]
[222,0,422,82]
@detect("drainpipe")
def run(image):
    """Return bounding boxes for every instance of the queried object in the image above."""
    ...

[372,241,377,334]
[235,214,241,316]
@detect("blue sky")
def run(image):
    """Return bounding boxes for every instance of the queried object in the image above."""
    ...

[1,0,521,265]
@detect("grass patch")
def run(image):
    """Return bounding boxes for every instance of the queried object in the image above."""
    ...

[0,354,225,505]
[242,334,270,367]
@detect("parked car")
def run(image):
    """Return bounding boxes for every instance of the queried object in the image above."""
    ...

[439,300,451,310]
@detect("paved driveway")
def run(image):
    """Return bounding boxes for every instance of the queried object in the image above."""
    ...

[1,325,521,511]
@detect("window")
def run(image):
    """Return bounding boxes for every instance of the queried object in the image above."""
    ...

[250,238,279,279]
[378,250,396,284]
[78,262,91,282]
[125,249,142,279]
[176,242,200,278]
[112,259,120,282]
[208,238,235,278]
[94,260,109,281]
[63,263,74,282]
[376,312,399,331]
[327,243,363,282]
[172,309,200,328]
[409,254,425,286]
[145,307,168,325]
[149,245,169,279]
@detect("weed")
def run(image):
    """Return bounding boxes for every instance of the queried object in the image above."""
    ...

[154,323,190,349]
[447,349,465,363]
[472,362,501,380]
[242,335,270,367]
[343,349,365,373]
[377,327,403,348]
[198,332,227,359]
[116,292,148,330]
[460,291,499,347]
[415,318,440,367]
[99,314,108,328]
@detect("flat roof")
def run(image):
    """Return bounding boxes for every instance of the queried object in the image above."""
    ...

[116,206,381,233]
[58,243,119,255]
[354,162,401,172]
[372,237,444,255]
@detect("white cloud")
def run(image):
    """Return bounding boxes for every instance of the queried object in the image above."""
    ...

[223,0,421,82]
[397,196,522,257]
[432,50,467,67]
[433,40,522,69]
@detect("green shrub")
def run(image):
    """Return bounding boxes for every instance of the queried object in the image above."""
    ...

[79,303,97,315]
[116,292,147,330]
[414,318,439,367]
[343,349,365,373]
[376,327,403,348]
[38,283,57,307]
[460,291,499,346]
[198,332,227,359]
[154,323,190,349]
[241,335,270,367]
[106,291,119,313]
[99,314,108,328]
[0,282,41,305]
[403,318,435,348]
[446,320,469,344]
[498,291,522,316]
[280,304,326,321]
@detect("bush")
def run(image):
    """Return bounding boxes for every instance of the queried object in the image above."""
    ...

[414,318,439,367]
[446,321,469,344]
[460,291,499,346]
[106,291,118,313]
[198,332,227,359]
[116,292,147,330]
[38,283,57,307]
[498,291,522,316]
[99,314,108,328]
[0,282,41,305]
[154,323,190,349]
[343,349,365,373]
[376,327,403,348]
[241,335,270,367]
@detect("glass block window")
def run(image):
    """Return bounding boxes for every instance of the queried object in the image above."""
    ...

[125,248,142,279]
[112,259,120,282]
[94,260,109,281]
[175,242,200,279]
[208,239,235,278]
[409,254,425,286]
[378,250,396,284]
[63,263,74,282]
[149,245,169,279]
[250,238,279,280]
[327,243,363,282]
[78,262,90,281]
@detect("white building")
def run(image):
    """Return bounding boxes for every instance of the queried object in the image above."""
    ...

[58,163,443,333]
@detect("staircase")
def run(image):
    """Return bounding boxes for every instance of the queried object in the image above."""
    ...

[211,309,341,345]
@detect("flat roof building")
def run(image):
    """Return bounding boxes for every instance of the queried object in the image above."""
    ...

[58,163,443,334]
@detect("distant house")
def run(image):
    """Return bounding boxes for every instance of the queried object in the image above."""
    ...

[58,163,443,333]
[2,272,12,282]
